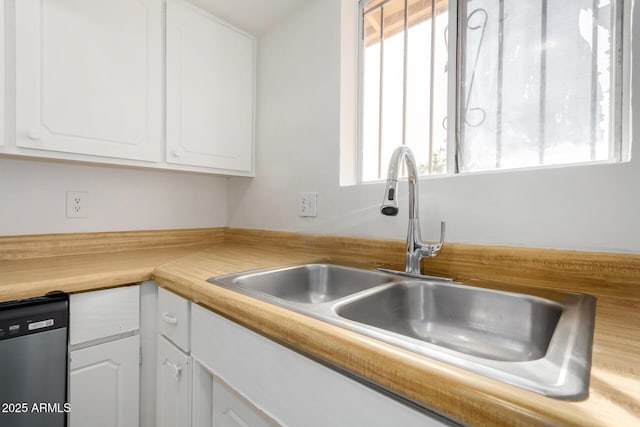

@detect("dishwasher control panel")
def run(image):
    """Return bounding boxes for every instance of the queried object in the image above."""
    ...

[0,295,68,340]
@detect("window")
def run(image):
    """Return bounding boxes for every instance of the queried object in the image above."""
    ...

[358,0,627,181]
[360,0,450,181]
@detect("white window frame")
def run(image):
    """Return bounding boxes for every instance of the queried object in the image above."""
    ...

[354,0,632,184]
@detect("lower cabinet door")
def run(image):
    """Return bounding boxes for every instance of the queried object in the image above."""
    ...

[157,335,192,427]
[192,305,451,426]
[212,375,276,427]
[192,360,278,427]
[69,335,140,427]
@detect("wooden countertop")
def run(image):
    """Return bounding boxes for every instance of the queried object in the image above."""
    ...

[0,245,210,301]
[1,234,638,426]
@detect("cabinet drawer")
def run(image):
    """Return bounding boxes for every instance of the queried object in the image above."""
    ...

[70,285,140,345]
[158,287,191,351]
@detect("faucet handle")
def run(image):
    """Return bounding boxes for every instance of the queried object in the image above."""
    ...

[439,221,446,245]
[427,221,445,257]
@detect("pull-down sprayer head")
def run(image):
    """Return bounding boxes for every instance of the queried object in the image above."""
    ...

[381,183,399,216]
[380,146,419,219]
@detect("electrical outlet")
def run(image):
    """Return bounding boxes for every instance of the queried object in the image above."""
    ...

[298,192,318,217]
[66,191,88,218]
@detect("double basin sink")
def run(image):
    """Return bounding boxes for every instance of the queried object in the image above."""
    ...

[207,263,595,399]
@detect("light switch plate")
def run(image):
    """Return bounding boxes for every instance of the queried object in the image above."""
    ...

[298,192,318,217]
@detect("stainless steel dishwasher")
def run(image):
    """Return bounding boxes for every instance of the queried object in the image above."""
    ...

[0,293,69,427]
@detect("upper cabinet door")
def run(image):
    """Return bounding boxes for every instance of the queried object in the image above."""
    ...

[166,0,255,173]
[0,0,5,147]
[15,0,162,162]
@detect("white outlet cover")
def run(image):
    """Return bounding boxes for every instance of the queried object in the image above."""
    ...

[66,191,89,218]
[298,192,318,217]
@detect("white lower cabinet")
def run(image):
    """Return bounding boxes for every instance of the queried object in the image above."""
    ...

[69,286,141,427]
[212,375,274,427]
[69,335,140,427]
[192,360,277,427]
[157,335,192,427]
[155,287,193,427]
[191,304,452,427]
[69,285,453,426]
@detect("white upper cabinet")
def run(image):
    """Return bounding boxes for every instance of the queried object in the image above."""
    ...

[8,0,255,175]
[0,0,5,147]
[166,0,255,173]
[15,0,162,161]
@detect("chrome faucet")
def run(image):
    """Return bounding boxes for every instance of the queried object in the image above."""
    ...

[380,146,445,274]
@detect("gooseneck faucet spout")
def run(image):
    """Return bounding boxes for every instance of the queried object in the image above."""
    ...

[381,146,445,274]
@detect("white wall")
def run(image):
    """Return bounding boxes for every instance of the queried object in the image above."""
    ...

[0,157,227,236]
[227,0,640,254]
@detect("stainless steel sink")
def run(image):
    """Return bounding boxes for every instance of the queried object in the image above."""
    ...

[225,264,392,303]
[208,263,595,399]
[334,281,562,362]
